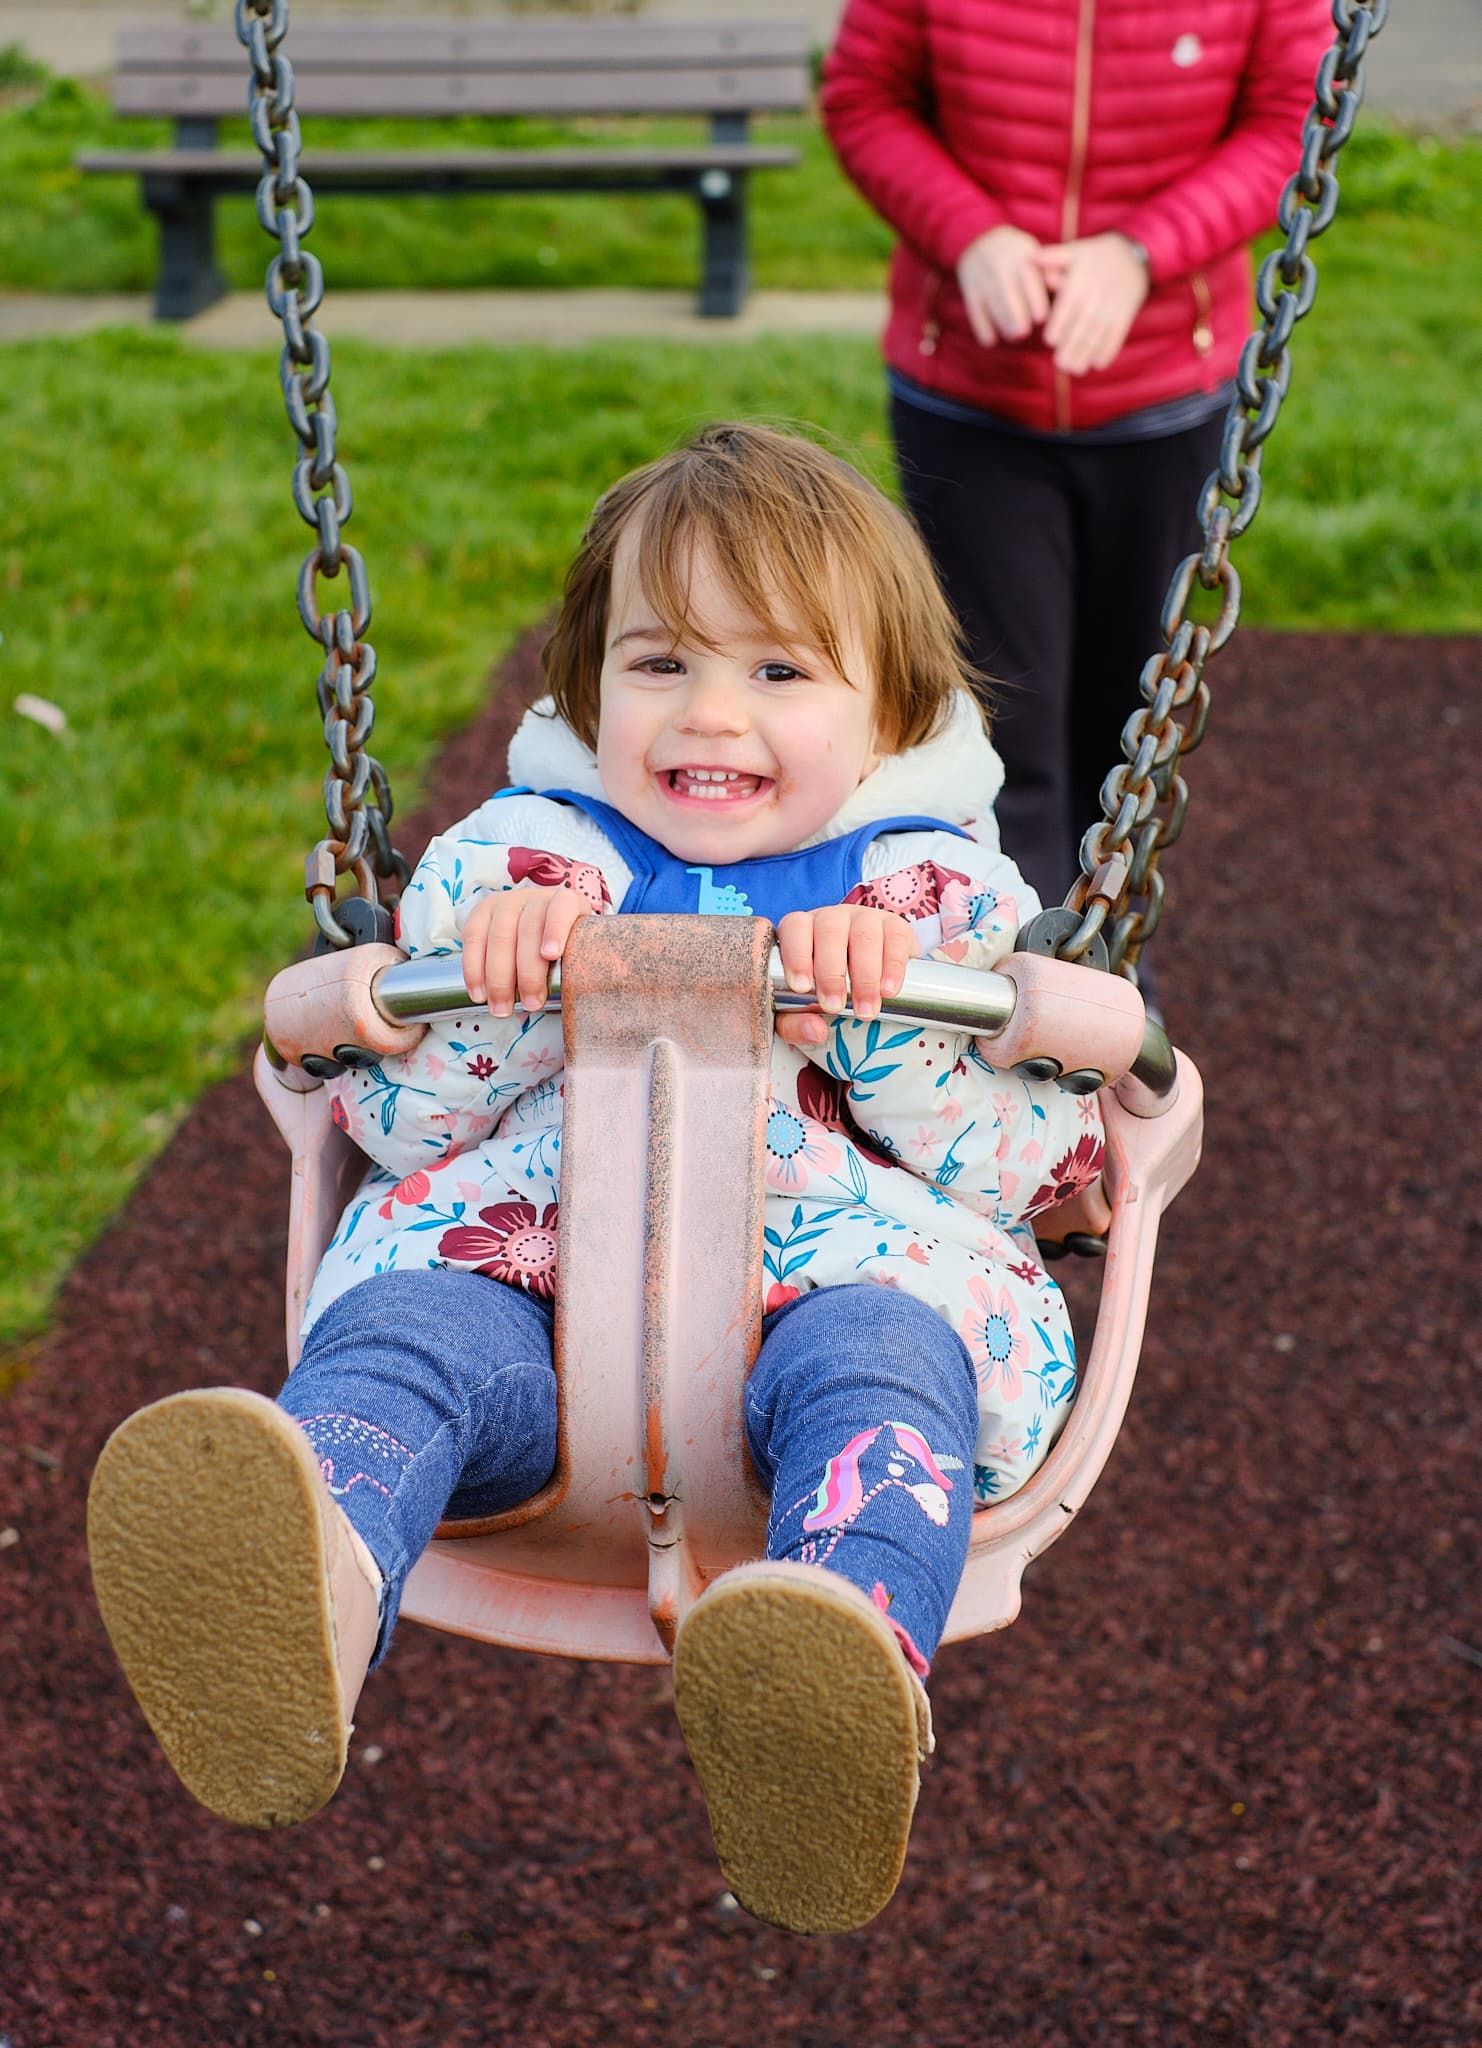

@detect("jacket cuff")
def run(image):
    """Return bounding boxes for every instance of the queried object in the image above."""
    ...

[1109,209,1179,285]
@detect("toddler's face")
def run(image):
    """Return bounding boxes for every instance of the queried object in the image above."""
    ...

[596,524,882,864]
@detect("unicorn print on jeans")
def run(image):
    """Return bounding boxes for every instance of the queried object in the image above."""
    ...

[768,1423,965,1676]
[770,1422,960,1568]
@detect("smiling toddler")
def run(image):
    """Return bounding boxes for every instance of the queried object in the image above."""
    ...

[90,424,1106,1935]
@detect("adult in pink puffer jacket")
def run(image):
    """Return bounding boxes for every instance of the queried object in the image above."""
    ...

[822,0,1329,986]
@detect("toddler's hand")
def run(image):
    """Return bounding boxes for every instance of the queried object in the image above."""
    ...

[774,905,920,1048]
[461,884,594,1017]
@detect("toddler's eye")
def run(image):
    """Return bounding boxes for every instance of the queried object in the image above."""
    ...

[636,656,684,676]
[757,662,803,684]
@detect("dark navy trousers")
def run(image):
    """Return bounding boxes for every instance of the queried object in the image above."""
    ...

[893,391,1225,926]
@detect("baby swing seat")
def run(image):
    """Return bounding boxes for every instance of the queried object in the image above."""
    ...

[256,917,1202,1664]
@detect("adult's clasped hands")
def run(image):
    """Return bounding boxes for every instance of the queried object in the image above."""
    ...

[955,224,1150,376]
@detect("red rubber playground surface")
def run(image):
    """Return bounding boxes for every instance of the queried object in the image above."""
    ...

[2,629,1479,2048]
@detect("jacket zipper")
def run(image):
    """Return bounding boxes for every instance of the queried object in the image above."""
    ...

[919,267,942,357]
[1057,0,1097,430]
[1191,269,1214,358]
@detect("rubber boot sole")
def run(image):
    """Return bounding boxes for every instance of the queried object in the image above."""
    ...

[672,1563,928,1935]
[87,1387,371,1830]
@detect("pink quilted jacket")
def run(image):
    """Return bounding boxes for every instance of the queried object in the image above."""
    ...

[822,0,1331,432]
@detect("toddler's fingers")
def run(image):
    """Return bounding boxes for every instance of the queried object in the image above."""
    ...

[776,910,817,995]
[481,890,528,1017]
[460,893,498,1003]
[775,1011,829,1049]
[811,907,853,1014]
[539,885,593,961]
[515,892,559,1012]
[845,919,887,1020]
[880,917,920,998]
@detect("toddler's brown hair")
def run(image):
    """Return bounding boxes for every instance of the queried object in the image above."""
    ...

[542,422,981,754]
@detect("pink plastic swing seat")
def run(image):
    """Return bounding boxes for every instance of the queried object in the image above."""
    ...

[255,916,1202,1665]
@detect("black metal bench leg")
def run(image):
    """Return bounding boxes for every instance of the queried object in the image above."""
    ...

[143,176,228,321]
[696,169,749,318]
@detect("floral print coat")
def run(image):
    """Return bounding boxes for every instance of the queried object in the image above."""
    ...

[307,694,1105,1502]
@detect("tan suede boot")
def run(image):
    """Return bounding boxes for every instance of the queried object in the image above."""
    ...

[87,1387,382,1829]
[672,1560,934,1936]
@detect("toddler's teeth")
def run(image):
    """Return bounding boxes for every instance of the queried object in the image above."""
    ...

[667,767,764,800]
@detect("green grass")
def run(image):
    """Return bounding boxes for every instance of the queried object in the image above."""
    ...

[0,75,1479,1350]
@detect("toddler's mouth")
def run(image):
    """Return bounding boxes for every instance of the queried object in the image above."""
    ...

[660,767,771,805]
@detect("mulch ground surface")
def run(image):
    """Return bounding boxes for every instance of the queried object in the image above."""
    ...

[2,629,1479,2048]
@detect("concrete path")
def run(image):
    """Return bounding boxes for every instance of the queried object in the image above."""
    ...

[3,0,1479,127]
[0,286,887,349]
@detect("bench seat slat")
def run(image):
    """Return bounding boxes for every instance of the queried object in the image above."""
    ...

[115,68,811,121]
[77,145,801,180]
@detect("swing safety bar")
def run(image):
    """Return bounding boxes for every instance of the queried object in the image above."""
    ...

[267,938,1180,1101]
[255,919,1201,1663]
[375,945,1182,1095]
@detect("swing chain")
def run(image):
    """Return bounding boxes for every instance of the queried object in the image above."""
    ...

[237,0,409,950]
[1058,0,1388,981]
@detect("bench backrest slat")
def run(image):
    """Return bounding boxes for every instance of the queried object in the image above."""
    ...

[118,19,810,68]
[114,19,813,119]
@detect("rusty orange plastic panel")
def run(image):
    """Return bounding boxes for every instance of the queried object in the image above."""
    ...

[253,1044,369,1369]
[401,914,774,1663]
[941,1054,1205,1643]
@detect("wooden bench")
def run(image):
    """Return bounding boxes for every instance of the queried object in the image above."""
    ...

[77,17,812,320]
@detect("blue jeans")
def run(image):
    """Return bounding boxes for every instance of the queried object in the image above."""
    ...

[281,1272,979,1673]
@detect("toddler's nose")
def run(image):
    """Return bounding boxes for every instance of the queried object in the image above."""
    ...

[676,674,750,735]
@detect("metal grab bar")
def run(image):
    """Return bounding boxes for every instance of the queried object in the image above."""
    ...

[373,947,1012,1034]
[371,947,1177,1097]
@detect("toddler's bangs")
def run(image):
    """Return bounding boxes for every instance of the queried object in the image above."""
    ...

[629,470,860,683]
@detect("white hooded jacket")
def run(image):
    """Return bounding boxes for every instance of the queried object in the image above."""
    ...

[309,694,1104,1501]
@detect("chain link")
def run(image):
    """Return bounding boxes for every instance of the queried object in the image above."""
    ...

[1060,0,1388,980]
[237,0,408,949]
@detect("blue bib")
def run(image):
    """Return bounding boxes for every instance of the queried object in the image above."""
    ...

[506,788,970,922]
